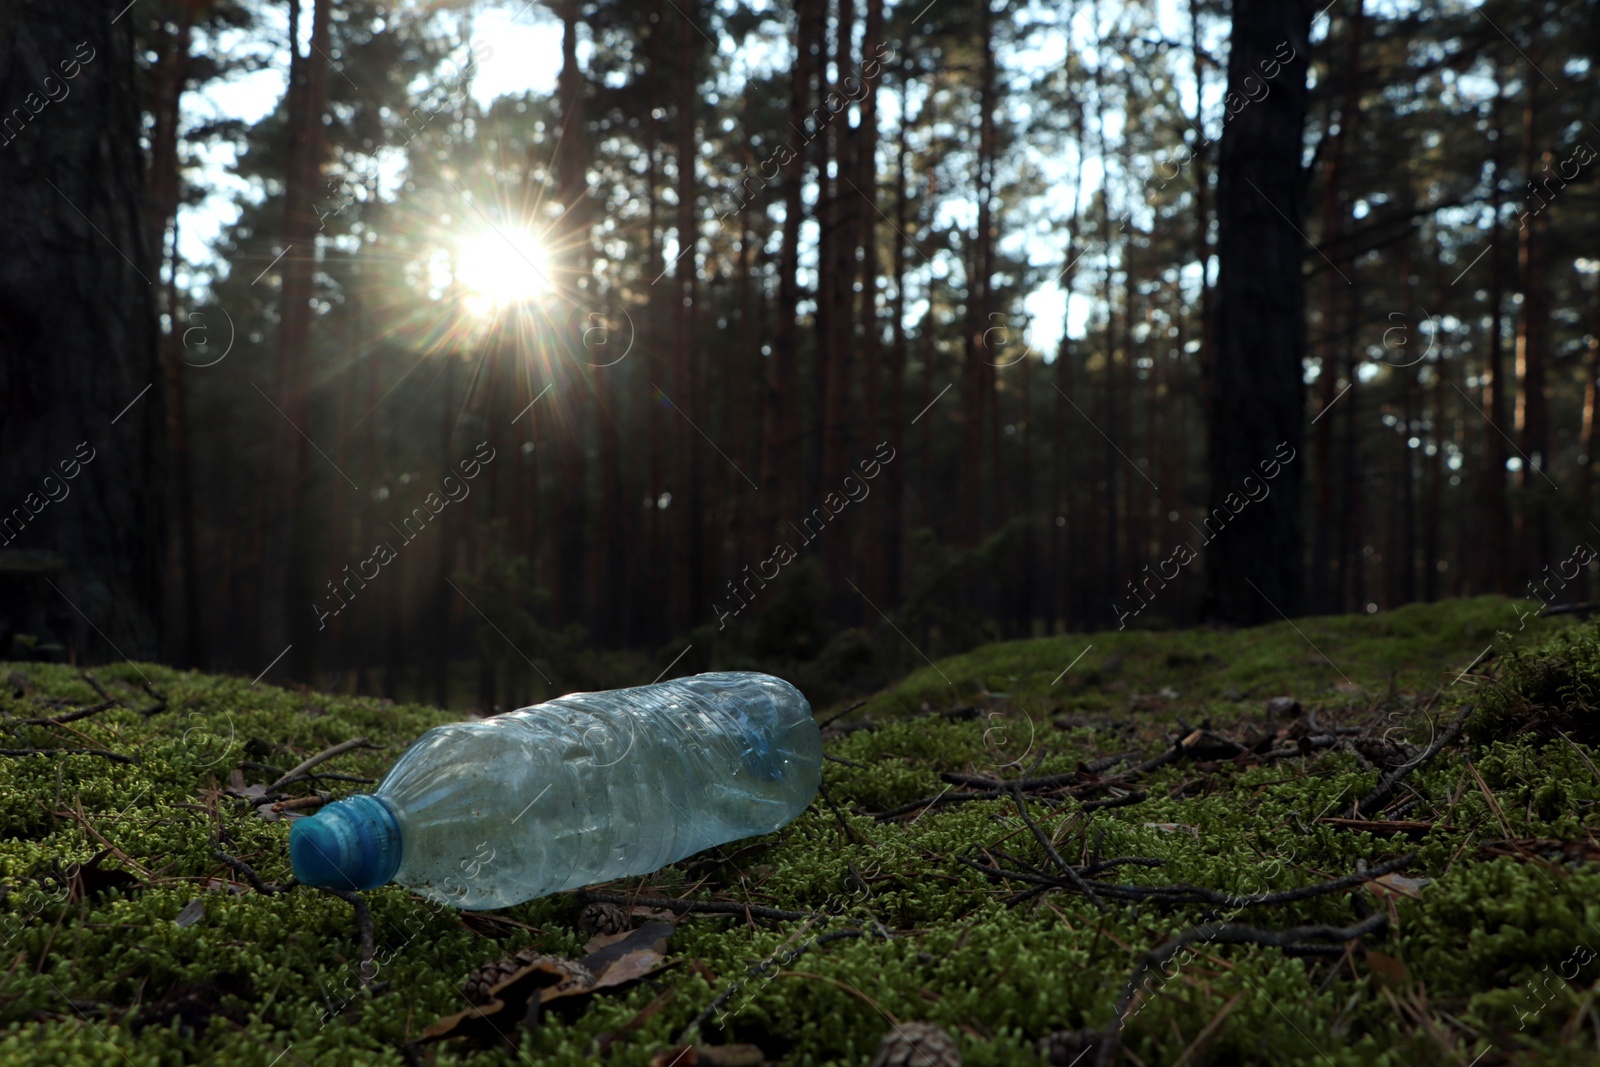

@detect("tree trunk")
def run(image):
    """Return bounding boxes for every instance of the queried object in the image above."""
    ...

[1482,71,1511,596]
[1310,0,1364,614]
[885,65,911,606]
[554,0,590,633]
[1582,272,1600,602]
[1204,0,1313,623]
[818,0,858,606]
[672,0,702,633]
[854,0,886,605]
[761,0,814,561]
[0,0,165,660]
[1513,56,1549,577]
[145,6,202,667]
[959,0,997,551]
[260,0,330,677]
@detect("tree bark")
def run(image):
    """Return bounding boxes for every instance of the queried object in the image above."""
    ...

[761,0,814,562]
[854,0,886,605]
[672,0,702,633]
[0,0,165,660]
[1310,0,1364,614]
[259,0,330,676]
[1482,70,1511,595]
[1204,0,1313,624]
[145,7,203,668]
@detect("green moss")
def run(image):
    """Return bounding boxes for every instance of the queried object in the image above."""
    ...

[4,598,1600,1064]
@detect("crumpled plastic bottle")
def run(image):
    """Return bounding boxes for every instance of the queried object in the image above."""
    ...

[288,671,821,909]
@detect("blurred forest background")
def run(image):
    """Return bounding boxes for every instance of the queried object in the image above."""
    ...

[1,0,1598,711]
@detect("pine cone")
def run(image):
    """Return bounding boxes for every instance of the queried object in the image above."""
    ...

[868,1021,961,1067]
[464,947,543,1004]
[1036,1029,1101,1066]
[580,901,630,937]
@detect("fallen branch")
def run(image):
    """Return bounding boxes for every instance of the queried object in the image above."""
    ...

[213,850,297,895]
[577,891,819,924]
[1011,784,1106,913]
[266,771,378,794]
[1094,910,1388,1067]
[268,737,380,792]
[0,746,137,764]
[956,852,1414,910]
[1353,706,1471,818]
[1318,817,1442,836]
[81,671,119,706]
[1541,601,1600,618]
[318,887,376,987]
[814,782,872,848]
[815,701,869,731]
[1082,791,1147,812]
[9,702,119,727]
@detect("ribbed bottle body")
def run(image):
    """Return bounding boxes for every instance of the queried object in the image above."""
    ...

[375,672,820,909]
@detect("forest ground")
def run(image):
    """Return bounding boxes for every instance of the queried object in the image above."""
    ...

[4,596,1600,1065]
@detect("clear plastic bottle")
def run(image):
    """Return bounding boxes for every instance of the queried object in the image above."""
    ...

[288,672,821,909]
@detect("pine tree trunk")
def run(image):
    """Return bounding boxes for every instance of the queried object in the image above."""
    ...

[885,69,911,606]
[260,0,330,676]
[0,0,165,660]
[1204,0,1313,623]
[1513,58,1549,576]
[1483,72,1511,595]
[554,0,590,633]
[145,8,202,666]
[854,0,886,605]
[672,0,702,633]
[761,0,814,561]
[1310,0,1363,614]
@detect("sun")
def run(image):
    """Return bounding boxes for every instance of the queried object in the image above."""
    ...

[454,227,553,311]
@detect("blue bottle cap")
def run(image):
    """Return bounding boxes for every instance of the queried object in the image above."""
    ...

[289,794,403,891]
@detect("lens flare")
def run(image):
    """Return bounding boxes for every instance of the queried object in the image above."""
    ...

[455,228,552,311]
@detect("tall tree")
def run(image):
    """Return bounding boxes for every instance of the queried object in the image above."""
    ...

[0,1,166,658]
[143,2,205,667]
[1204,0,1313,623]
[671,0,703,633]
[258,0,331,674]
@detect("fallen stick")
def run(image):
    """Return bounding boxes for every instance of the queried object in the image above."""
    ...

[1094,910,1389,1067]
[213,849,297,895]
[0,746,137,764]
[318,886,376,986]
[1011,784,1106,912]
[956,852,1414,909]
[1353,706,1471,818]
[9,701,120,727]
[577,891,820,924]
[268,737,380,792]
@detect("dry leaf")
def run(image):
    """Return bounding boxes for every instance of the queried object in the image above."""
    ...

[1367,872,1430,900]
[584,928,636,954]
[1364,948,1410,987]
[574,920,675,994]
[423,920,676,1049]
[174,898,206,928]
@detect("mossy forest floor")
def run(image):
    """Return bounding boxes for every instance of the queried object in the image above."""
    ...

[7,596,1600,1065]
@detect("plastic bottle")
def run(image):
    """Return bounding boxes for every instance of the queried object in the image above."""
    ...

[288,671,821,909]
